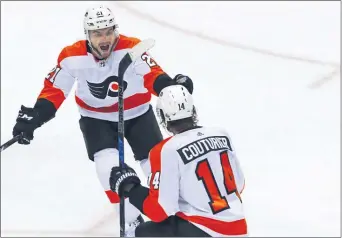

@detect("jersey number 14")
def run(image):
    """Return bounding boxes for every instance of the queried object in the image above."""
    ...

[195,150,242,214]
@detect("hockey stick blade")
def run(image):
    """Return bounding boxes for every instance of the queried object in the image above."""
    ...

[128,38,155,61]
[117,38,156,86]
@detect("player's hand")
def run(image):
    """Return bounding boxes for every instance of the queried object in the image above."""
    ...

[110,164,141,197]
[12,105,43,145]
[173,74,193,94]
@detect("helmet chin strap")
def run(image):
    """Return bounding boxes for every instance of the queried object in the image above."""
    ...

[91,45,104,60]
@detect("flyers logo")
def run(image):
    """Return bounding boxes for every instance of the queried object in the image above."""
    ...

[87,76,128,99]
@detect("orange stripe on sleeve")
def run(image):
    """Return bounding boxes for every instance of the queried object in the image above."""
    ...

[105,190,120,203]
[143,66,165,96]
[143,137,172,222]
[38,40,87,109]
[37,80,65,110]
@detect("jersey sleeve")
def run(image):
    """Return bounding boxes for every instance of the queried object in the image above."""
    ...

[37,47,76,110]
[133,51,175,96]
[141,137,180,222]
[224,132,245,194]
[230,152,245,194]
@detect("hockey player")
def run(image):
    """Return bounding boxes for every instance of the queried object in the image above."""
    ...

[110,85,248,237]
[11,5,193,237]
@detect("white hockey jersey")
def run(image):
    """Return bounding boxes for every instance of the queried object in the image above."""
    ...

[143,126,247,237]
[38,35,166,121]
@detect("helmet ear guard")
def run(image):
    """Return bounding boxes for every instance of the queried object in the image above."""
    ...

[156,107,167,128]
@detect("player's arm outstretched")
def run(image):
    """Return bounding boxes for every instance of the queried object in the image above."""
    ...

[12,47,76,144]
[132,42,193,96]
[110,138,180,222]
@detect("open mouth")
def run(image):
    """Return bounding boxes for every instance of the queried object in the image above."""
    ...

[100,44,110,51]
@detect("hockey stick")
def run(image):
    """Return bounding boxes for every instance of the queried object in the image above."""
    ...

[117,38,155,237]
[0,134,22,153]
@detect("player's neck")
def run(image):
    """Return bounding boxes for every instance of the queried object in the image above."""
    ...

[172,125,202,135]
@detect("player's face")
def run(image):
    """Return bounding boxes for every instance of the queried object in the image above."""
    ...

[89,27,116,59]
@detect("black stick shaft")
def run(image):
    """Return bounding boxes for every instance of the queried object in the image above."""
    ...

[118,53,133,237]
[0,135,22,153]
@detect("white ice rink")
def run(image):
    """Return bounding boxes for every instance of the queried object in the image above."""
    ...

[1,1,340,237]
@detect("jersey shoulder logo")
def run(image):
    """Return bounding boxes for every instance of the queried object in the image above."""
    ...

[86,76,128,99]
[141,52,158,68]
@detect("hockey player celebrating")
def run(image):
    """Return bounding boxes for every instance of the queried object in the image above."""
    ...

[110,85,248,237]
[11,5,193,237]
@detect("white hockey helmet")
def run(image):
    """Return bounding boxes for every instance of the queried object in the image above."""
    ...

[83,5,119,42]
[156,85,197,130]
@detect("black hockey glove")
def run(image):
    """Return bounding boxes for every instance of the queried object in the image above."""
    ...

[12,105,44,145]
[173,74,193,94]
[110,164,141,197]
